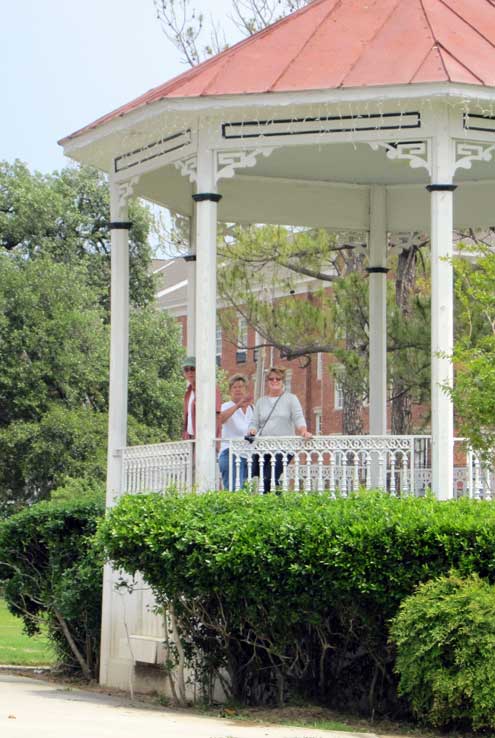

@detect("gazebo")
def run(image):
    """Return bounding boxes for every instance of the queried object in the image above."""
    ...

[60,0,495,689]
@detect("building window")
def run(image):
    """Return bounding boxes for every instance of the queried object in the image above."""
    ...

[316,352,323,380]
[236,317,248,363]
[314,408,322,435]
[284,369,292,393]
[216,323,222,366]
[334,375,344,411]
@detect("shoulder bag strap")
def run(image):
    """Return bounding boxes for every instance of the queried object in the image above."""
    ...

[258,392,285,437]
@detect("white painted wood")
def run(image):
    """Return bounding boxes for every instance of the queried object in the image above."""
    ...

[60,84,495,167]
[429,107,455,500]
[186,212,196,354]
[220,174,371,229]
[368,186,388,435]
[105,185,130,507]
[194,125,219,491]
[100,180,130,686]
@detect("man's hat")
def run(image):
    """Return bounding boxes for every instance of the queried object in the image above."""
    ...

[181,356,196,369]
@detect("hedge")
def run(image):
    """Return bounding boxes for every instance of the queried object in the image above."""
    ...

[97,490,495,713]
[0,486,104,679]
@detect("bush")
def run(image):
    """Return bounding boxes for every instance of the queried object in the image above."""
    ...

[0,482,104,679]
[390,573,495,731]
[97,490,495,713]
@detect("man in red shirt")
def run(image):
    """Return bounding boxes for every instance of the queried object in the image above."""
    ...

[182,356,222,439]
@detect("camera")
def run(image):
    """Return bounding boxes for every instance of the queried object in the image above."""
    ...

[244,434,255,444]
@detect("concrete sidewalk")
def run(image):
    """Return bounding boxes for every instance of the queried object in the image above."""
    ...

[0,673,379,738]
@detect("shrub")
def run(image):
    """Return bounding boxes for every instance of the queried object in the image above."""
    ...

[97,490,495,713]
[390,572,495,731]
[0,482,104,679]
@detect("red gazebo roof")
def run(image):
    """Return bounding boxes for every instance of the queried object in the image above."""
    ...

[61,0,495,143]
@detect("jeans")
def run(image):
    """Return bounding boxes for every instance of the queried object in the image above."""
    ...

[259,452,294,493]
[218,448,248,491]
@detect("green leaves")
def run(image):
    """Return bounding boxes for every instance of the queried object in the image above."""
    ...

[0,488,104,677]
[447,243,495,459]
[0,161,184,510]
[391,573,495,730]
[98,491,495,712]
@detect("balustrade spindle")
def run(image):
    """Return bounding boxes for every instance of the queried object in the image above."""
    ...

[389,454,397,496]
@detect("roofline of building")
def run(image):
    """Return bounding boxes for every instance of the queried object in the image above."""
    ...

[59,82,495,155]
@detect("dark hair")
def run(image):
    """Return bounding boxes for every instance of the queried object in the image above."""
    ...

[229,373,248,389]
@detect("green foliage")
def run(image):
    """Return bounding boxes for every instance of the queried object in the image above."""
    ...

[218,225,339,359]
[448,244,495,459]
[0,161,185,511]
[128,307,184,439]
[0,485,104,678]
[0,160,155,308]
[0,406,108,512]
[390,573,495,731]
[98,491,495,713]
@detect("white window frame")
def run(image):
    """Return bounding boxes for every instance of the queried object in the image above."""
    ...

[236,317,248,363]
[334,369,344,411]
[314,407,322,435]
[284,368,293,393]
[316,352,323,380]
[216,322,222,362]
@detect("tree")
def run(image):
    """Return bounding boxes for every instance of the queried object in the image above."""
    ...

[0,161,155,310]
[447,241,495,460]
[154,0,309,66]
[0,162,185,513]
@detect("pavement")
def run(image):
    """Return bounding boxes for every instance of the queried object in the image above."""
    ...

[0,672,380,738]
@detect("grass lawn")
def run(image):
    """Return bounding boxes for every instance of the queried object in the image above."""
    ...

[0,598,55,666]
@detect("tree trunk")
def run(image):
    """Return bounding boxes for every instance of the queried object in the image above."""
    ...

[391,246,417,434]
[52,606,92,680]
[342,385,364,435]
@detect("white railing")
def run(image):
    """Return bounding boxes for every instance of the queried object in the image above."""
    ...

[466,447,495,500]
[119,436,495,499]
[121,441,194,494]
[226,435,417,495]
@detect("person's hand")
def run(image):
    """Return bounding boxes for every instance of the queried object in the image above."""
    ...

[301,429,312,440]
[248,428,257,436]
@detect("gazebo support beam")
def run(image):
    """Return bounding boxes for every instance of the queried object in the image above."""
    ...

[186,212,197,354]
[193,138,221,491]
[428,131,455,500]
[368,185,388,435]
[100,181,131,684]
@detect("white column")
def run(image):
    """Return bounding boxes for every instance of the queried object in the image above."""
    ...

[100,180,130,685]
[429,124,455,500]
[368,185,388,435]
[194,136,220,491]
[185,212,196,354]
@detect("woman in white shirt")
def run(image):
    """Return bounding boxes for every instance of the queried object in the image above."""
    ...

[219,374,253,490]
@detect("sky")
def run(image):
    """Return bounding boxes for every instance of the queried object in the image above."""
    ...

[2,0,237,175]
